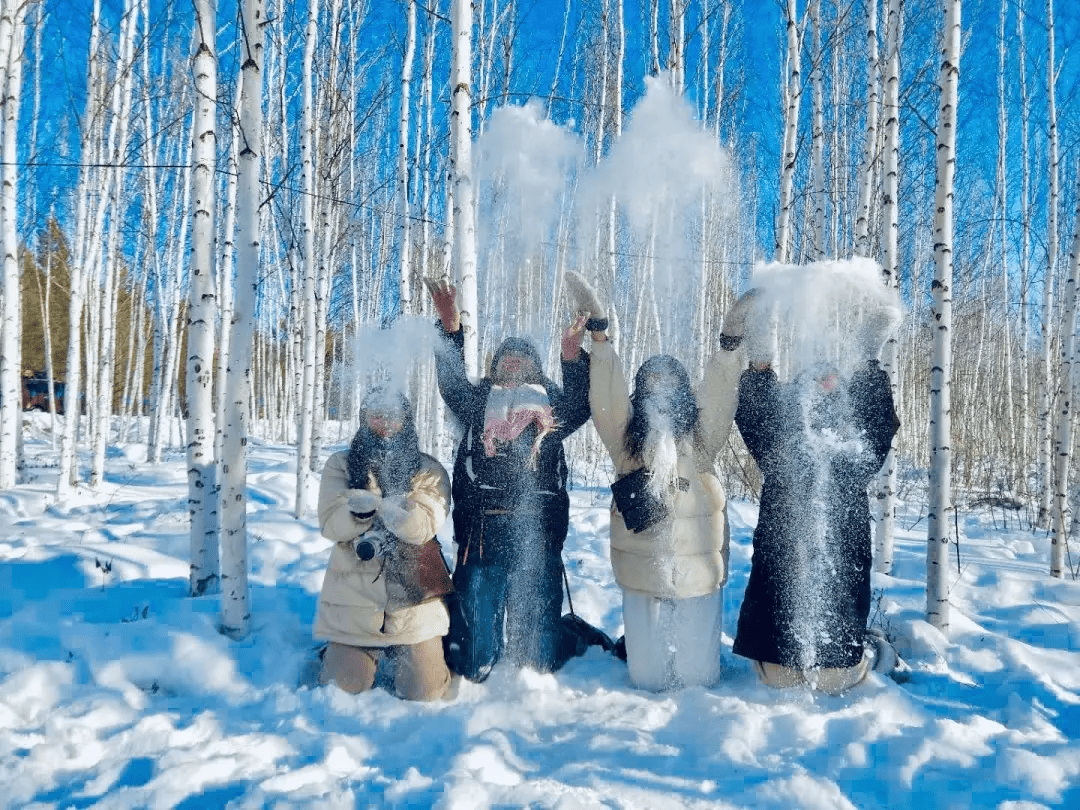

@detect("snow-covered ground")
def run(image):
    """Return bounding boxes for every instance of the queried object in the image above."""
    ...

[1,413,1078,809]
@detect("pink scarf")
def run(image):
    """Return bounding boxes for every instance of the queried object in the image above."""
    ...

[481,384,557,469]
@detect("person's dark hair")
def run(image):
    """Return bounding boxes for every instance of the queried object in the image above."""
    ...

[488,336,546,385]
[347,390,422,496]
[624,355,699,461]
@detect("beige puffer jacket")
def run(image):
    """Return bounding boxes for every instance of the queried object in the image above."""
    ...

[589,341,744,599]
[314,450,452,648]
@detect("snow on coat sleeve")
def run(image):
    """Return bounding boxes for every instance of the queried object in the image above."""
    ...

[696,344,747,471]
[849,361,900,478]
[734,367,786,466]
[433,322,485,424]
[317,452,374,544]
[588,341,632,462]
[377,455,451,545]
[551,347,592,437]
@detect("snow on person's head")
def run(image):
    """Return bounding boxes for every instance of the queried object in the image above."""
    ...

[627,355,697,497]
[489,337,545,387]
[742,258,901,382]
[349,387,420,496]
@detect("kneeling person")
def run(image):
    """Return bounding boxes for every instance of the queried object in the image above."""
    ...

[314,389,454,701]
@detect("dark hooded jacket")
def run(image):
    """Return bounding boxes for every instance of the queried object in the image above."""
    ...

[433,323,592,563]
[732,361,898,670]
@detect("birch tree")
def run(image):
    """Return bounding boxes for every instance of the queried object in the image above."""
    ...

[808,0,825,259]
[398,0,417,315]
[1016,0,1031,479]
[854,0,879,256]
[451,0,479,376]
[295,0,318,518]
[188,0,219,595]
[994,0,1014,486]
[874,0,902,574]
[0,0,26,489]
[90,0,138,488]
[1049,164,1080,579]
[927,0,960,634]
[1037,0,1059,528]
[219,0,266,639]
[775,0,802,263]
[58,0,106,495]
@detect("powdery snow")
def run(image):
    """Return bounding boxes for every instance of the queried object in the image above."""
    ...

[1,412,1078,809]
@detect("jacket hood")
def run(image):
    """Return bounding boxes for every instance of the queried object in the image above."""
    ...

[489,337,545,381]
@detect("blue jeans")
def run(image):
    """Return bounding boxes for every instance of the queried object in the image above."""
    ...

[444,513,565,681]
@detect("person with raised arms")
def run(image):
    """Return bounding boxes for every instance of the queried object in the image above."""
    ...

[426,279,603,682]
[574,272,750,690]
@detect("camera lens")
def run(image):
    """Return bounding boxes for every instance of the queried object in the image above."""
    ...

[355,540,376,561]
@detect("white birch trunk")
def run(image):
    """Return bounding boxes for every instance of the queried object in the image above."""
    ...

[776,0,802,263]
[58,0,105,495]
[295,0,318,518]
[927,0,960,634]
[451,0,479,377]
[215,70,241,481]
[874,0,902,575]
[219,0,265,639]
[995,0,1015,484]
[91,1,137,488]
[1037,0,1059,529]
[809,0,825,259]
[1017,0,1031,483]
[0,0,25,489]
[668,0,685,94]
[854,0,879,257]
[397,0,417,313]
[1050,169,1080,578]
[188,0,219,595]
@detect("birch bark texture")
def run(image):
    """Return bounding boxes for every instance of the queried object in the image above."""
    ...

[809,0,825,259]
[927,0,960,634]
[58,0,105,495]
[1050,170,1080,579]
[1037,0,1059,529]
[219,0,266,639]
[775,0,802,263]
[91,0,138,488]
[451,0,479,377]
[874,0,902,575]
[188,0,219,596]
[398,0,417,315]
[295,0,318,519]
[0,0,26,489]
[854,0,879,257]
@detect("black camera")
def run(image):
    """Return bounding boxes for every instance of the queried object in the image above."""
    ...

[353,525,394,561]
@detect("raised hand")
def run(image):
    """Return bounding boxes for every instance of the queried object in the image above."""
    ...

[424,278,460,332]
[561,313,589,361]
[565,270,607,326]
[721,288,760,340]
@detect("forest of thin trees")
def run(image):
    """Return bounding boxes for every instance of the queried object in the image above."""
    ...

[0,0,1079,638]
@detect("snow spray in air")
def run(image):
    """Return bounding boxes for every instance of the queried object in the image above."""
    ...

[332,316,443,435]
[474,76,738,369]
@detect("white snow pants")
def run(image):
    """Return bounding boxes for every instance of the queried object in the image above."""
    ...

[622,589,723,690]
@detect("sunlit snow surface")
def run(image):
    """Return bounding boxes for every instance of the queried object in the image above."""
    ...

[1,413,1078,809]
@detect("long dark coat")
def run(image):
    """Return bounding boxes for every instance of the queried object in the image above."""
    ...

[433,325,591,561]
[732,362,898,670]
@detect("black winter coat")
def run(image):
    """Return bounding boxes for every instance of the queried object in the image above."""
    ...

[434,324,592,566]
[733,362,898,670]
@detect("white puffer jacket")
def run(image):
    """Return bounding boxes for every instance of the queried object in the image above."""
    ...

[314,450,452,648]
[589,341,744,599]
